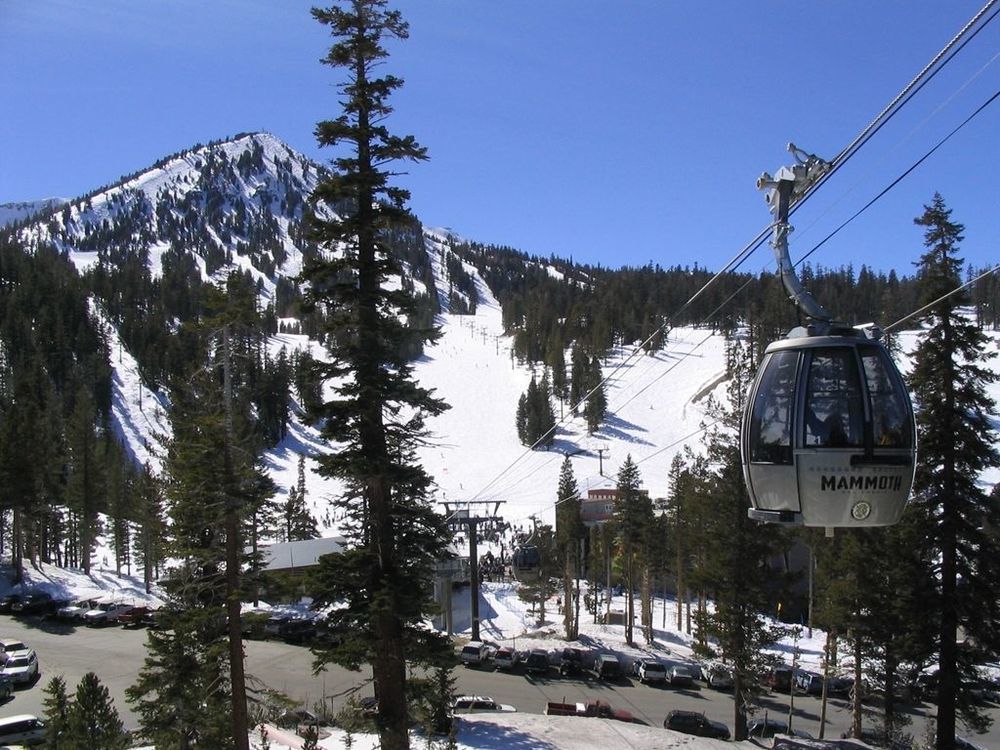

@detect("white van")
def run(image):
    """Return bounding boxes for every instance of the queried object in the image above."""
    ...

[0,714,46,746]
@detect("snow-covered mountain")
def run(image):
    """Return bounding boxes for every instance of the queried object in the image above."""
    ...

[10,132,995,537]
[0,197,67,228]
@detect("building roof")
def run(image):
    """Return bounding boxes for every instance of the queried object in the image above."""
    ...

[261,537,346,572]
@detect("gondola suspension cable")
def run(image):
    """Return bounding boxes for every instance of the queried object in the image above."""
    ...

[794,0,1000,212]
[496,256,1000,523]
[831,0,1000,171]
[796,85,1000,270]
[464,4,996,509]
[884,263,1000,334]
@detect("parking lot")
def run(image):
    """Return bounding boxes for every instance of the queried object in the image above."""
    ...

[0,613,997,747]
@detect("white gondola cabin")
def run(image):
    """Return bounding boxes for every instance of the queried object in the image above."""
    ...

[742,325,916,527]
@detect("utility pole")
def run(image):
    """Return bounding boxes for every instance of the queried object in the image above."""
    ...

[442,500,504,643]
[596,447,607,477]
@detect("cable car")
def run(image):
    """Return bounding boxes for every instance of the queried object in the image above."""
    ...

[511,544,541,582]
[742,324,916,527]
[741,145,916,528]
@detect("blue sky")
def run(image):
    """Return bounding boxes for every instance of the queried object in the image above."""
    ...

[2,1,998,276]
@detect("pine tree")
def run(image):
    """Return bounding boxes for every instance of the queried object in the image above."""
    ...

[583,356,607,433]
[128,312,272,749]
[127,364,237,749]
[41,675,72,750]
[696,335,791,739]
[516,374,556,447]
[554,456,583,640]
[569,343,589,411]
[613,454,650,645]
[282,481,319,542]
[132,463,165,595]
[515,524,559,626]
[64,386,106,575]
[302,4,454,749]
[907,194,1000,743]
[67,672,129,750]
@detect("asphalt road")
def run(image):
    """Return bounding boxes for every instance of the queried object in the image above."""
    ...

[1,614,997,748]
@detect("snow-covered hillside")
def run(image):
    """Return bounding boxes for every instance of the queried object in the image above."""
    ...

[9,132,1000,534]
[0,197,67,228]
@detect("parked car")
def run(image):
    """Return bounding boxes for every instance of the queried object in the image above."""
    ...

[279,616,318,644]
[118,606,155,628]
[669,665,695,688]
[493,646,519,671]
[794,669,824,695]
[460,641,493,668]
[577,700,635,723]
[1,649,39,686]
[56,598,99,622]
[594,653,622,681]
[524,649,551,675]
[0,714,47,746]
[664,709,730,740]
[0,640,28,663]
[83,601,135,627]
[11,591,58,617]
[0,594,23,614]
[452,695,516,713]
[827,674,853,697]
[559,648,586,677]
[637,659,668,685]
[748,718,813,740]
[704,663,734,690]
[264,613,294,639]
[765,665,793,693]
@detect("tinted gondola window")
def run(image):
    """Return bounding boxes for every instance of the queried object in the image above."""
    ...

[860,346,912,448]
[749,350,797,464]
[804,348,864,448]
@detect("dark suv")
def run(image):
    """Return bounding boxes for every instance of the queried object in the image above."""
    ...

[664,710,730,740]
[524,649,551,675]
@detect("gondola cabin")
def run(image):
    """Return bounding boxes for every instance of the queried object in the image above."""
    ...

[511,545,541,582]
[742,325,916,528]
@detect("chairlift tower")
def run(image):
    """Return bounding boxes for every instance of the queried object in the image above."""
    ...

[442,500,505,642]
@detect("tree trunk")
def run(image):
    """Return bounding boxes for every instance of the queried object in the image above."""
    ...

[12,508,22,584]
[640,564,652,643]
[852,637,863,738]
[732,671,748,740]
[625,546,634,645]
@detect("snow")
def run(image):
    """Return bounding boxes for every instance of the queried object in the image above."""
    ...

[8,138,1000,749]
[0,197,66,228]
[256,713,742,750]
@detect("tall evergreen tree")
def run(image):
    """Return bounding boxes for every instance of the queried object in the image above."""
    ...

[302,4,454,749]
[907,194,1000,745]
[41,675,72,750]
[697,335,790,740]
[613,454,650,646]
[127,364,238,749]
[64,386,106,575]
[514,524,560,626]
[67,672,129,750]
[583,356,607,433]
[128,308,273,749]
[554,456,583,640]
